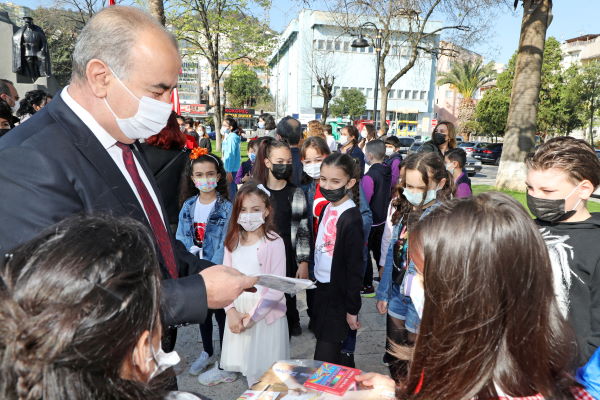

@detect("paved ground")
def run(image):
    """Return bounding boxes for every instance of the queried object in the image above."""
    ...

[470,164,498,186]
[174,291,387,400]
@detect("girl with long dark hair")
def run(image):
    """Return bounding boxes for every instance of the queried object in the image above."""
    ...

[176,149,234,384]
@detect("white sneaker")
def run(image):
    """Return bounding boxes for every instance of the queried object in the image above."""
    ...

[189,351,216,375]
[198,365,238,386]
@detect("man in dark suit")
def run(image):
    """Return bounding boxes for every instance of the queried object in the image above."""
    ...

[0,6,255,328]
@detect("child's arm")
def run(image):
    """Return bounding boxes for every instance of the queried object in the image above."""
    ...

[234,163,245,184]
[344,212,365,318]
[361,175,375,204]
[247,237,286,323]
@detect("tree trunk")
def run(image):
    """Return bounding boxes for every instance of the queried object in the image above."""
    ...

[590,100,595,146]
[379,87,389,128]
[148,0,165,26]
[457,98,475,141]
[210,64,223,152]
[322,92,331,123]
[495,0,552,191]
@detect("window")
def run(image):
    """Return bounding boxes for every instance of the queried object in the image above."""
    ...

[343,41,350,52]
[326,40,333,50]
[389,90,395,98]
[420,91,426,100]
[335,41,341,51]
[368,46,374,53]
[366,88,373,97]
[316,86,322,95]
[360,46,366,53]
[317,40,325,50]
[359,87,365,95]
[334,86,340,96]
[404,90,410,99]
[445,90,453,98]
[412,90,418,100]
[342,87,348,92]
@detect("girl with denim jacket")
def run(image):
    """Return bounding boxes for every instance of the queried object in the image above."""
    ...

[176,148,235,383]
[375,152,453,377]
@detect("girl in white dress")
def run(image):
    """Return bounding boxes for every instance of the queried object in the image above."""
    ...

[220,182,290,387]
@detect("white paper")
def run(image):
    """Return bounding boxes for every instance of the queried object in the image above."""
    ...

[254,274,316,294]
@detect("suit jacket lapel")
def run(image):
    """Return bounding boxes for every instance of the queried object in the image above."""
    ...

[46,95,148,224]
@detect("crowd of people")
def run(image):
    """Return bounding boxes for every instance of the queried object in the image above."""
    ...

[2,5,600,400]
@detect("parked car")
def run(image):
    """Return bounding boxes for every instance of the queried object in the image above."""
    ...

[464,156,482,177]
[459,141,488,157]
[397,137,415,154]
[596,149,600,159]
[407,141,422,155]
[473,143,503,165]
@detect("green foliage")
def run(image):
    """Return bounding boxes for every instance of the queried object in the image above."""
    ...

[224,64,270,108]
[573,61,600,142]
[330,89,366,120]
[31,7,84,87]
[437,59,497,99]
[474,38,592,137]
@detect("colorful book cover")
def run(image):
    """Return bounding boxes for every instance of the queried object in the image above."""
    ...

[237,390,280,400]
[303,362,361,396]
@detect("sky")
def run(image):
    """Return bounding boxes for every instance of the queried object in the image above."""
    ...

[13,0,600,65]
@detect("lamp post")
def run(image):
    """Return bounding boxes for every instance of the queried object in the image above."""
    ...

[351,22,382,129]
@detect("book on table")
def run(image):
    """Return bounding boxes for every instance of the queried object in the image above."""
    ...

[303,362,361,396]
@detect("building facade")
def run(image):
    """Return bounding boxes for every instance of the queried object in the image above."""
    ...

[561,34,600,67]
[269,9,441,135]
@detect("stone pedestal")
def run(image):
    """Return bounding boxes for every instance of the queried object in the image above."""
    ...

[0,11,59,96]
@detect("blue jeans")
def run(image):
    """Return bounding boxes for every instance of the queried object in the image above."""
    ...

[228,180,238,200]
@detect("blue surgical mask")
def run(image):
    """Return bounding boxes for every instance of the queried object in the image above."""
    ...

[403,188,439,206]
[249,152,256,162]
[258,121,265,129]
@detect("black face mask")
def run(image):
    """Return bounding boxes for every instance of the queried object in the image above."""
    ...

[321,185,348,203]
[0,128,10,137]
[526,193,577,223]
[432,132,447,145]
[271,163,293,180]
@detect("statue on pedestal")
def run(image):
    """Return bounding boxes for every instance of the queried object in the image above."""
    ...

[12,17,51,82]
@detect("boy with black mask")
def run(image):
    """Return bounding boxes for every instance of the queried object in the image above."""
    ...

[526,136,600,365]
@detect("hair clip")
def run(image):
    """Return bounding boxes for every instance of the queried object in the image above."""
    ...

[256,184,271,197]
[190,147,209,160]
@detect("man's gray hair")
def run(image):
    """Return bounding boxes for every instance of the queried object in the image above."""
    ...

[71,6,177,82]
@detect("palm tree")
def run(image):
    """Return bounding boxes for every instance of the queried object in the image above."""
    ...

[437,59,497,141]
[495,0,552,191]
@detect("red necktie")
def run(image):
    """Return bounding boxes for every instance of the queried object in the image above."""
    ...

[116,143,178,278]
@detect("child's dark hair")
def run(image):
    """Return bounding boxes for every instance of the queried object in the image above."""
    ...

[224,116,239,133]
[248,139,259,152]
[253,137,292,185]
[391,152,454,226]
[385,136,401,149]
[224,181,278,251]
[323,124,333,135]
[179,152,229,207]
[445,148,467,169]
[321,152,360,206]
[301,136,331,159]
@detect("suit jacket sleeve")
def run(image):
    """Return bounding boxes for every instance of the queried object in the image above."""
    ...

[0,146,82,252]
[342,210,364,316]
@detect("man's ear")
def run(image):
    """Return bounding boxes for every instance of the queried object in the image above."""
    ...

[86,59,111,98]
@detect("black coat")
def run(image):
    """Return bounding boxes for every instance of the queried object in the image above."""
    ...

[140,144,189,226]
[0,94,211,327]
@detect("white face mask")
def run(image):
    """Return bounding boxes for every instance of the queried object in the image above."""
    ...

[385,147,394,156]
[146,343,181,381]
[360,131,368,139]
[445,163,455,175]
[338,135,349,146]
[103,68,173,140]
[11,102,19,115]
[303,162,321,179]
[238,212,264,232]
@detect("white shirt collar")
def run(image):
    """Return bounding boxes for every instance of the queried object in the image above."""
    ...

[60,86,117,150]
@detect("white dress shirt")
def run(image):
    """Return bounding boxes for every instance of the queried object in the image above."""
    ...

[60,87,166,226]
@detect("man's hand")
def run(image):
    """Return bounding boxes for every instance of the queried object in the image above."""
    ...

[199,265,258,309]
[346,313,360,330]
[226,308,247,334]
[376,300,388,315]
[295,262,309,279]
[241,314,255,329]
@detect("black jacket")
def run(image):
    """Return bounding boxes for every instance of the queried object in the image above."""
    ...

[537,213,600,364]
[140,144,189,226]
[0,95,211,328]
[365,163,392,225]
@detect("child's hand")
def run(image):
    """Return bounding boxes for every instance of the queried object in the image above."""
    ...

[295,262,309,279]
[241,314,255,329]
[355,373,396,395]
[226,309,246,334]
[376,300,388,315]
[346,313,361,330]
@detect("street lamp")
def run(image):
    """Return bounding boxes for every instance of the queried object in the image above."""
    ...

[352,22,382,130]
